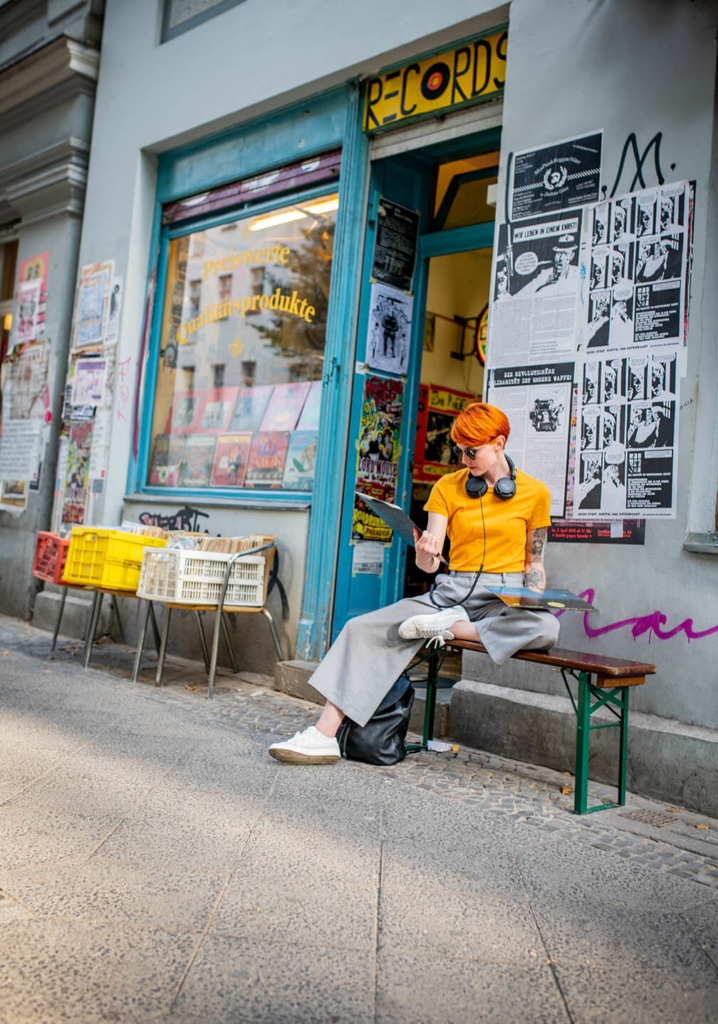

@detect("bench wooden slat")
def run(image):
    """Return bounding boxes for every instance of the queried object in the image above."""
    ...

[446,638,656,684]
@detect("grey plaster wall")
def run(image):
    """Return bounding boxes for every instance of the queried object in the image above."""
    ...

[491,0,718,729]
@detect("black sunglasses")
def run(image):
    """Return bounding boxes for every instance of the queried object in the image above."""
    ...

[453,445,480,460]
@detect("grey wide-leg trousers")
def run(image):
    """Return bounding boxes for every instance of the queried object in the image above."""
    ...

[309,571,560,727]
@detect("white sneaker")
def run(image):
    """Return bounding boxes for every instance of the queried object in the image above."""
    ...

[398,605,470,648]
[269,726,341,764]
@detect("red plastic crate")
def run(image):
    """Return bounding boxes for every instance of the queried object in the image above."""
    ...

[32,531,71,584]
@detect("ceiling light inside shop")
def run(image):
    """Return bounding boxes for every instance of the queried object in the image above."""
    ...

[249,197,339,232]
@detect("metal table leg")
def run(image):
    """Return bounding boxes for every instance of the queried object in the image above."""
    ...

[83,590,103,670]
[193,610,210,672]
[132,600,152,683]
[221,613,239,673]
[155,606,172,687]
[51,587,68,651]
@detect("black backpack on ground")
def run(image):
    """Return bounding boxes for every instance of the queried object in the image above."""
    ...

[336,674,415,766]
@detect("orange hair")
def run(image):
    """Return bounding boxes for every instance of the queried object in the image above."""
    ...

[451,402,511,447]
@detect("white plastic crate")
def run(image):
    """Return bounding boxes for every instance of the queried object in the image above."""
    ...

[137,547,266,607]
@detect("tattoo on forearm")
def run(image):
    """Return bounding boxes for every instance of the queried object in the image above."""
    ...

[524,565,546,589]
[530,528,546,560]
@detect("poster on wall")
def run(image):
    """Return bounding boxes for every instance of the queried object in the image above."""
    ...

[11,251,49,354]
[583,181,692,353]
[573,349,678,519]
[488,212,583,367]
[548,387,645,543]
[15,279,42,347]
[486,363,573,518]
[414,383,475,482]
[61,418,93,525]
[351,375,403,544]
[370,197,419,292]
[510,132,602,221]
[72,260,114,349]
[365,282,413,375]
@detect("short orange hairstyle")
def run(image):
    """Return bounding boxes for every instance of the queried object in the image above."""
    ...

[451,402,511,447]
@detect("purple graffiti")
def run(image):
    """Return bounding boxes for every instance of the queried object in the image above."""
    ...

[559,587,718,644]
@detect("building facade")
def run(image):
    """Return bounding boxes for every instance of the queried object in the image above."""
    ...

[0,0,105,615]
[2,0,717,811]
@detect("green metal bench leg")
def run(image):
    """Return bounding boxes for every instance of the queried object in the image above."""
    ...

[618,687,629,806]
[573,671,630,815]
[423,649,439,746]
[574,670,591,814]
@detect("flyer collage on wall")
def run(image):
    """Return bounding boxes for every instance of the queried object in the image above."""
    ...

[486,131,694,543]
[56,260,123,531]
[0,251,51,515]
[351,198,420,572]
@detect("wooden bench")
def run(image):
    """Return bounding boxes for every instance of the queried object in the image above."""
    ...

[414,639,656,815]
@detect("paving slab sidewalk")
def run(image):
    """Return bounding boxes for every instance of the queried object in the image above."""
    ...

[0,613,716,1024]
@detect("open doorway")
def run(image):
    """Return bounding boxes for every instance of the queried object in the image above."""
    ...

[405,247,492,596]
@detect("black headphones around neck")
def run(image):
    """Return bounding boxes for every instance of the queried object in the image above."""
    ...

[465,454,517,500]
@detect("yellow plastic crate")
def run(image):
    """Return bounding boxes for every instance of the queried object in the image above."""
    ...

[62,527,167,591]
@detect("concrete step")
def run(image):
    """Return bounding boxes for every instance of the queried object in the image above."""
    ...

[32,587,113,642]
[450,679,718,818]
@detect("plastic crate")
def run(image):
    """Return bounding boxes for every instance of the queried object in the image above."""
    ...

[137,547,268,607]
[32,531,71,584]
[62,527,167,591]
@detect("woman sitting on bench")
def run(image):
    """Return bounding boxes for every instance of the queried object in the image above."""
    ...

[269,401,560,764]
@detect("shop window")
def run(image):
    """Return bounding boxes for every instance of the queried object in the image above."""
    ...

[146,193,337,493]
[161,0,248,42]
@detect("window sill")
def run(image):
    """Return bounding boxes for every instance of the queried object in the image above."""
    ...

[683,532,718,555]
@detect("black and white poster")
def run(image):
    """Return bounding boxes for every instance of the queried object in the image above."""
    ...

[574,349,678,518]
[488,212,583,366]
[365,283,413,375]
[486,362,574,517]
[583,182,690,352]
[370,197,419,293]
[510,132,602,221]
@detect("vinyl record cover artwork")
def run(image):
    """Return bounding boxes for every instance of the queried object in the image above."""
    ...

[210,433,252,487]
[244,432,290,488]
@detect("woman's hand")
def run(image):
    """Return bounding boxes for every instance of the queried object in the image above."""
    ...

[414,513,448,574]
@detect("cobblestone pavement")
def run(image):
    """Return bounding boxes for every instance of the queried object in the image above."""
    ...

[4,614,716,893]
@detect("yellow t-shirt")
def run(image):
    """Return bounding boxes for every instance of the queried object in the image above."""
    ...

[424,467,552,573]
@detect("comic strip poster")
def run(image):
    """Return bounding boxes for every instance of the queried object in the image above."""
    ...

[366,282,413,375]
[574,350,678,518]
[548,387,645,544]
[486,363,574,517]
[510,132,602,220]
[488,212,583,367]
[583,181,691,353]
[352,375,403,543]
